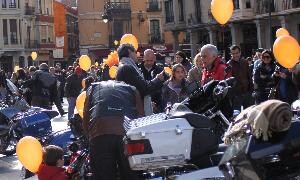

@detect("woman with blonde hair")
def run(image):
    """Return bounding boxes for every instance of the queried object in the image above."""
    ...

[187,53,203,84]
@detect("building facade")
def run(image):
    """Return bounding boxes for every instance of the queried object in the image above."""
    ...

[0,0,55,72]
[78,0,174,62]
[163,0,300,59]
[54,1,79,68]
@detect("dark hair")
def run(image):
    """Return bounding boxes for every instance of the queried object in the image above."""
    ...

[176,51,189,65]
[16,68,27,80]
[84,76,95,91]
[261,50,275,63]
[29,66,36,72]
[117,44,135,59]
[230,45,241,52]
[171,63,186,81]
[0,70,6,88]
[43,145,64,166]
[246,57,252,62]
[176,51,186,60]
[256,48,264,53]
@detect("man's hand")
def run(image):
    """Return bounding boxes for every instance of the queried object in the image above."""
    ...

[156,71,165,81]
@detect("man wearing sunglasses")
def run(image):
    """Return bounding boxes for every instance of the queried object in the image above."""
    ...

[228,45,254,111]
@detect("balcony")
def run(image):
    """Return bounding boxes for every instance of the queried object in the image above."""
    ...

[147,1,162,12]
[231,8,255,21]
[9,2,16,8]
[25,6,35,15]
[149,34,164,44]
[105,2,131,19]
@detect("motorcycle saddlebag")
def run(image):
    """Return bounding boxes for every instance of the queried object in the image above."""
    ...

[15,109,52,138]
[125,113,194,170]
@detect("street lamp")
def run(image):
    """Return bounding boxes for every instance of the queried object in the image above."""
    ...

[102,13,109,23]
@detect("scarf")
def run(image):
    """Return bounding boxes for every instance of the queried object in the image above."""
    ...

[119,57,153,116]
[224,99,292,144]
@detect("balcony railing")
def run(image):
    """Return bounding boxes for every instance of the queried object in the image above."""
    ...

[9,2,16,8]
[149,34,163,44]
[105,2,131,19]
[147,1,162,12]
[25,6,35,15]
[166,15,174,23]
[255,0,300,14]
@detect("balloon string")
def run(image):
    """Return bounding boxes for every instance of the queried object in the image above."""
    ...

[221,25,225,58]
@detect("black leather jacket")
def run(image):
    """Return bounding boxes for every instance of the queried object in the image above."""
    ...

[86,81,138,120]
[83,81,141,139]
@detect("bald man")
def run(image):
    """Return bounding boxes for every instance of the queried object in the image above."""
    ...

[140,49,164,112]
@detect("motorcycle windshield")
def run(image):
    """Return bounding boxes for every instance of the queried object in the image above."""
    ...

[6,79,19,95]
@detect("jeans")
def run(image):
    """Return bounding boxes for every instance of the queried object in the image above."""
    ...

[90,135,138,180]
[67,97,76,120]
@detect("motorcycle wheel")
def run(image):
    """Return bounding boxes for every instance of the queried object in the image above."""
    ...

[0,135,17,156]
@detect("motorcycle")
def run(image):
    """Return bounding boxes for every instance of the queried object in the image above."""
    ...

[176,100,300,180]
[0,79,58,156]
[21,113,85,179]
[124,78,236,179]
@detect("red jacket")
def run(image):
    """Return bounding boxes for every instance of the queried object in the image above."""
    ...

[201,57,231,86]
[38,164,68,180]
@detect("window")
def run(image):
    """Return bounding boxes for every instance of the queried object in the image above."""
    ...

[113,20,124,41]
[178,0,184,22]
[3,19,8,45]
[194,0,201,23]
[150,20,161,43]
[2,0,7,8]
[8,0,16,8]
[19,19,21,44]
[165,0,174,23]
[246,0,251,8]
[40,26,47,43]
[233,0,239,9]
[48,25,54,43]
[9,19,18,44]
[148,0,159,11]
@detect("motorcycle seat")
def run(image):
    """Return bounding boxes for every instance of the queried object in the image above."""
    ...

[169,112,214,128]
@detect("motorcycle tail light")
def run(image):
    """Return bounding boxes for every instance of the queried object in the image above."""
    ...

[125,139,153,156]
[67,166,74,174]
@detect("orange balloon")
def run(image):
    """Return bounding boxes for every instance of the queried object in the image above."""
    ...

[120,34,139,51]
[16,136,43,173]
[76,91,86,118]
[105,51,119,67]
[79,55,91,71]
[276,28,289,38]
[211,0,234,25]
[273,35,300,68]
[164,67,172,76]
[81,79,86,89]
[109,66,118,79]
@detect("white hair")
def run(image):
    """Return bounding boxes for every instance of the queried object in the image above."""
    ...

[144,49,155,56]
[201,44,218,57]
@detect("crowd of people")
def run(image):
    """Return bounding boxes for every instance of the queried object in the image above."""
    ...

[1,43,299,180]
